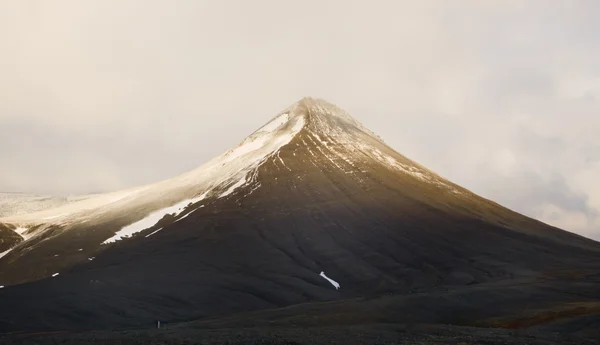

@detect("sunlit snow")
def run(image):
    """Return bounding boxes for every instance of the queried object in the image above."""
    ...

[52,273,59,277]
[221,135,272,164]
[0,101,307,249]
[219,176,247,198]
[0,249,12,259]
[175,205,205,223]
[259,113,289,132]
[14,227,30,240]
[320,271,340,290]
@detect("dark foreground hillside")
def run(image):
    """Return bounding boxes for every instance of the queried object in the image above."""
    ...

[2,269,600,344]
[3,323,599,345]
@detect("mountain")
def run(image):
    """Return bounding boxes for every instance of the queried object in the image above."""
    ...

[0,193,94,256]
[0,193,95,218]
[0,98,599,338]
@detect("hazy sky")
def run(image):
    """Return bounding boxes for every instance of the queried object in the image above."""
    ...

[1,1,599,240]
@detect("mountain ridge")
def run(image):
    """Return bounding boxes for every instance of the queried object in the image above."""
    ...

[0,97,599,334]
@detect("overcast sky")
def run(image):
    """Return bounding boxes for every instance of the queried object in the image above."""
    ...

[1,1,599,240]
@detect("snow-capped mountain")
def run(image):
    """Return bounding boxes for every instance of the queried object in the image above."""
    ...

[0,102,305,260]
[0,97,464,266]
[0,98,599,333]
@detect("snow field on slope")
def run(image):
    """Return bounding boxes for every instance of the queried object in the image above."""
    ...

[103,194,209,244]
[14,227,31,240]
[0,193,94,218]
[258,113,289,133]
[219,175,248,198]
[2,111,306,251]
[102,113,306,245]
[101,111,306,246]
[0,249,11,260]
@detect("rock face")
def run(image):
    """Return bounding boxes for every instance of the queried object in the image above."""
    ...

[0,97,598,333]
[0,224,21,254]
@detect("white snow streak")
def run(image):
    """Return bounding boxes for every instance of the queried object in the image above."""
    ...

[0,249,12,259]
[242,183,261,198]
[52,273,59,277]
[222,135,272,164]
[307,134,348,173]
[195,191,210,200]
[277,151,291,171]
[219,175,247,198]
[175,205,205,223]
[103,194,208,244]
[291,117,305,132]
[319,271,340,290]
[14,227,30,240]
[145,227,164,238]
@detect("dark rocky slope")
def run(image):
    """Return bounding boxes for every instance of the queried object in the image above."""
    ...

[0,224,21,254]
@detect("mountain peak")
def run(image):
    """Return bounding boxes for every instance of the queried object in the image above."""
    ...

[297,96,335,108]
[293,97,353,120]
[282,97,376,139]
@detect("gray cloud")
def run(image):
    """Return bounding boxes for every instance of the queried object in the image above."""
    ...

[0,1,598,240]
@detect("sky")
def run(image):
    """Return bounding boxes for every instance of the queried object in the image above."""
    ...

[1,1,599,240]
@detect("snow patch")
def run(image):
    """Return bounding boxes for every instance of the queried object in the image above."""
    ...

[222,135,272,164]
[0,249,12,259]
[13,227,32,240]
[320,271,340,290]
[276,151,291,171]
[219,175,247,198]
[52,273,59,277]
[145,227,163,238]
[291,117,305,132]
[175,205,205,223]
[102,194,208,244]
[195,191,210,200]
[259,113,289,133]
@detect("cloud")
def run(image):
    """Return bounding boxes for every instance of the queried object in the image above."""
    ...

[0,1,598,240]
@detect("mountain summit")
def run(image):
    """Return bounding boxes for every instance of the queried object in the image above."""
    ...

[0,98,599,333]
